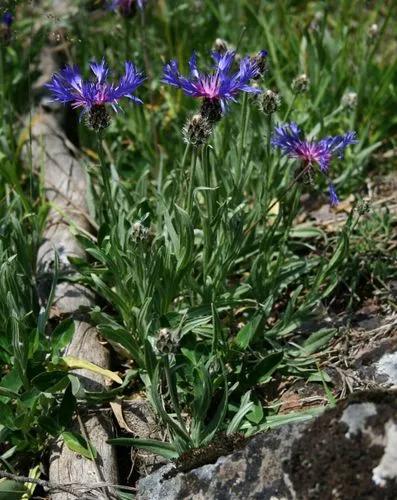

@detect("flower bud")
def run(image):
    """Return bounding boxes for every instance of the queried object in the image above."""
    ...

[368,23,379,40]
[341,91,357,110]
[258,89,281,114]
[183,113,213,147]
[155,328,179,355]
[131,221,152,243]
[291,73,310,94]
[212,38,230,55]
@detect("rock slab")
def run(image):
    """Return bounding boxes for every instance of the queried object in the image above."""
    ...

[138,391,397,500]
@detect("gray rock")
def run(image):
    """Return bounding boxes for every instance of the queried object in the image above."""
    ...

[374,351,397,387]
[138,391,397,500]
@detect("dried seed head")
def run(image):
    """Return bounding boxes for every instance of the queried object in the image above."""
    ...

[368,23,379,40]
[87,105,111,131]
[183,113,213,147]
[341,91,357,110]
[291,73,310,94]
[258,89,281,114]
[155,328,179,355]
[200,98,223,124]
[212,38,231,54]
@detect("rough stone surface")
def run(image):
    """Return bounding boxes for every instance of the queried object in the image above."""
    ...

[138,424,306,499]
[374,351,397,386]
[138,391,397,500]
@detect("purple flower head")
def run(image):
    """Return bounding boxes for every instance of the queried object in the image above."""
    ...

[46,59,145,129]
[271,122,357,205]
[2,11,13,27]
[109,0,146,15]
[162,50,266,114]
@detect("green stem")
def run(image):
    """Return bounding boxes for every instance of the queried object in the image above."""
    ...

[202,147,213,289]
[0,47,4,120]
[266,163,309,215]
[237,93,249,185]
[283,94,297,122]
[186,149,198,215]
[261,113,273,205]
[124,17,131,60]
[97,134,117,225]
[246,163,309,238]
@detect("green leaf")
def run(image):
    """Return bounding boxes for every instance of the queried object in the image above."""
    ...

[247,351,284,385]
[293,328,336,356]
[227,391,254,434]
[234,313,263,349]
[51,318,75,356]
[0,402,15,429]
[37,254,58,337]
[58,383,76,428]
[38,415,62,436]
[62,431,97,460]
[32,371,69,393]
[108,438,179,459]
[0,479,28,500]
[97,324,143,365]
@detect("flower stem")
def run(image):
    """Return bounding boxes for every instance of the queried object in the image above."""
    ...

[97,133,117,225]
[186,149,198,216]
[266,163,310,214]
[202,146,213,291]
[237,93,249,185]
[283,94,296,122]
[245,163,310,237]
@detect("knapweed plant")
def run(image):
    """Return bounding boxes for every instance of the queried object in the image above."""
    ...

[1,0,396,485]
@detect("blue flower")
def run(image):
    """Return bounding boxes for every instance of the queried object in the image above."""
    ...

[46,59,144,112]
[46,59,145,130]
[109,0,146,15]
[2,11,13,27]
[271,122,357,205]
[162,50,266,113]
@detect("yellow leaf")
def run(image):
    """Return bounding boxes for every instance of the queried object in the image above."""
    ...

[60,356,123,384]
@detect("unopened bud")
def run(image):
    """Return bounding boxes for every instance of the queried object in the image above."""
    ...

[291,73,310,94]
[309,11,323,32]
[341,91,357,110]
[183,113,213,147]
[357,200,370,215]
[368,23,379,40]
[131,221,152,243]
[155,328,179,355]
[213,38,230,55]
[258,89,281,114]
